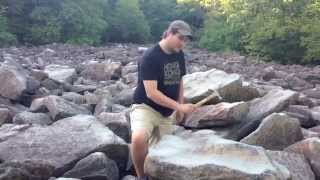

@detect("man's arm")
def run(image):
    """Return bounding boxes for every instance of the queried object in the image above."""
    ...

[176,80,185,123]
[178,79,184,104]
[143,80,195,113]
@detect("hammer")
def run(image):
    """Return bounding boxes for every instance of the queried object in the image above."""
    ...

[194,89,222,107]
[174,89,222,122]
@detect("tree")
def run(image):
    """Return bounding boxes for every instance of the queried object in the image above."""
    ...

[139,0,177,41]
[59,0,109,45]
[26,6,62,44]
[108,0,151,43]
[0,6,17,47]
[300,0,320,63]
[200,0,320,64]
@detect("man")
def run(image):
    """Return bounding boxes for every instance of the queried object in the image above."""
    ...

[130,20,197,180]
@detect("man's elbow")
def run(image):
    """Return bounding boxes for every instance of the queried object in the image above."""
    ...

[146,91,157,100]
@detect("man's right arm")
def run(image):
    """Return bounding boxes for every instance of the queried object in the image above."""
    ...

[143,80,196,113]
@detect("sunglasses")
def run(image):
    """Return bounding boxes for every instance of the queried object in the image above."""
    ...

[176,34,190,42]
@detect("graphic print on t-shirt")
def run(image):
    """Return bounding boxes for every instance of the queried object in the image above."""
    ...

[163,61,181,85]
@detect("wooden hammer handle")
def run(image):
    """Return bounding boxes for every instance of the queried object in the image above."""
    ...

[195,93,217,107]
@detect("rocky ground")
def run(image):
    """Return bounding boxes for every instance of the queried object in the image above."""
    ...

[0,43,319,180]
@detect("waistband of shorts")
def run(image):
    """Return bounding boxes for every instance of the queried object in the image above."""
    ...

[130,103,164,118]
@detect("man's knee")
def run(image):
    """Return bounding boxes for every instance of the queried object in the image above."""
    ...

[131,129,149,145]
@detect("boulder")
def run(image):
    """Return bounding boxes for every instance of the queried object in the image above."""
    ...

[145,130,290,180]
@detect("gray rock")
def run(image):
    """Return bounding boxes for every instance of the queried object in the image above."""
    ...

[183,68,242,103]
[301,128,320,139]
[0,115,128,177]
[31,69,49,81]
[13,111,52,126]
[285,138,320,179]
[286,105,316,128]
[261,66,277,81]
[303,86,320,99]
[0,65,27,100]
[310,106,320,125]
[246,89,299,122]
[97,112,130,142]
[94,98,113,116]
[297,93,316,108]
[84,91,99,105]
[266,150,315,180]
[123,72,138,86]
[241,113,303,150]
[63,152,119,180]
[285,73,314,91]
[29,97,48,113]
[81,61,122,81]
[44,64,76,84]
[111,104,127,113]
[43,95,91,121]
[145,131,290,180]
[50,178,80,180]
[122,64,137,76]
[309,125,320,134]
[62,92,85,105]
[116,88,134,107]
[0,160,54,180]
[41,78,61,90]
[183,102,249,128]
[62,84,97,94]
[230,89,299,141]
[0,124,31,143]
[121,175,136,180]
[0,108,12,125]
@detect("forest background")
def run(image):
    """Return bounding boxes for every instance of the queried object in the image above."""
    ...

[0,0,319,64]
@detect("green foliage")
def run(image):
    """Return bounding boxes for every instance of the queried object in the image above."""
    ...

[199,11,243,51]
[199,0,320,64]
[60,0,109,45]
[0,0,319,64]
[300,0,320,63]
[0,7,17,47]
[108,0,151,43]
[2,0,32,43]
[139,0,177,41]
[27,6,61,44]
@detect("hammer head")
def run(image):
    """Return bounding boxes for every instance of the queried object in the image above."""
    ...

[208,89,222,100]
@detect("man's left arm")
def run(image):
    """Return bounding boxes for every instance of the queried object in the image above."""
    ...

[176,79,185,124]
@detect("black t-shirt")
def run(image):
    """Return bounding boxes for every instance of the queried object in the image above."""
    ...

[133,44,186,117]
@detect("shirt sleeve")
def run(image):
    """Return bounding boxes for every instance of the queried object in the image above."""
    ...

[140,54,159,80]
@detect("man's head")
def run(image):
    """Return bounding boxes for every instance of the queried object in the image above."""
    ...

[161,20,192,53]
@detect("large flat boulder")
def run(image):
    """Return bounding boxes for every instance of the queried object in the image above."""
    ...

[183,69,242,103]
[145,130,290,180]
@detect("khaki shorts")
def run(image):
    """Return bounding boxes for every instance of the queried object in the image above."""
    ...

[130,103,175,146]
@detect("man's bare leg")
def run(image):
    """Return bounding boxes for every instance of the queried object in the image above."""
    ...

[131,129,148,178]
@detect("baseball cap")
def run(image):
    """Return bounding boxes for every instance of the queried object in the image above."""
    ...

[168,20,192,39]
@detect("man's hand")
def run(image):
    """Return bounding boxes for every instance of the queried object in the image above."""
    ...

[177,103,197,113]
[175,111,185,125]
